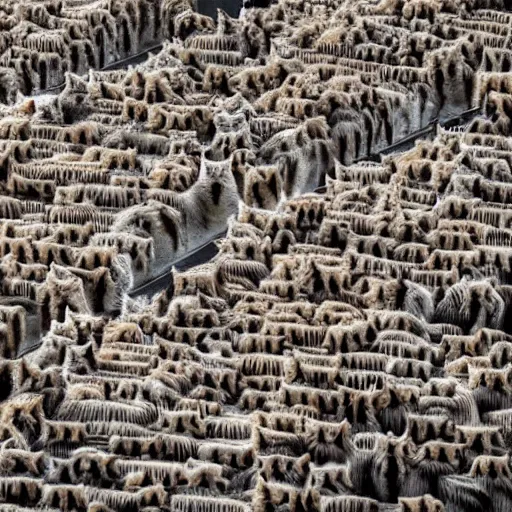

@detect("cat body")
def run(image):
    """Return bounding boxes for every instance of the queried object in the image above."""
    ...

[112,154,239,286]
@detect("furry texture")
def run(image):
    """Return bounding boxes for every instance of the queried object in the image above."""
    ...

[0,3,511,512]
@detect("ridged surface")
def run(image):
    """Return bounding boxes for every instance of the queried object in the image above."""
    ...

[0,1,511,512]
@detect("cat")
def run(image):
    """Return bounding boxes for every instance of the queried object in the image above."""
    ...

[112,153,239,285]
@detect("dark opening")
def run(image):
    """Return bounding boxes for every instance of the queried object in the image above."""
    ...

[71,45,80,72]
[0,83,6,104]
[39,60,48,90]
[85,43,95,68]
[96,30,105,68]
[21,60,33,95]
[154,6,161,38]
[123,19,132,54]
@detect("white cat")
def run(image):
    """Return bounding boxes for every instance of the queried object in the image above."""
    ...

[112,153,239,285]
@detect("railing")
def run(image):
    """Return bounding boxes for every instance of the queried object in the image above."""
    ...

[129,230,227,297]
[313,106,482,191]
[127,175,360,297]
[37,43,164,95]
[128,172,351,297]
[354,106,482,163]
[14,92,483,357]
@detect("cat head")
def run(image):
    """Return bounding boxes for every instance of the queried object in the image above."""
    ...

[214,111,249,134]
[200,152,234,183]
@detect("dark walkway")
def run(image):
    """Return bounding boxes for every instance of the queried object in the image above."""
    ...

[196,0,272,19]
[196,0,241,19]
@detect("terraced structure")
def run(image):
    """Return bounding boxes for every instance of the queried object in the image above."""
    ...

[1,0,512,511]
[0,0,189,99]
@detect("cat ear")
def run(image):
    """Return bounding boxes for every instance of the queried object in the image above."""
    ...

[269,40,278,57]
[295,453,311,474]
[200,152,209,176]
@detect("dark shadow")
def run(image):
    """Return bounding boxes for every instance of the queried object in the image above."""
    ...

[123,19,132,54]
[96,29,105,68]
[71,45,80,72]
[39,60,47,90]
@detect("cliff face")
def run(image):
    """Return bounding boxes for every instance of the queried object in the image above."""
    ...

[0,1,512,512]
[0,0,192,99]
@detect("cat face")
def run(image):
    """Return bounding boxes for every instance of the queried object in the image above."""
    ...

[200,155,235,206]
[214,111,249,134]
[200,154,233,182]
[66,73,88,93]
[245,165,282,210]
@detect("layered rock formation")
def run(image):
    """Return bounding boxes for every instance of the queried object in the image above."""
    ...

[0,1,512,511]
